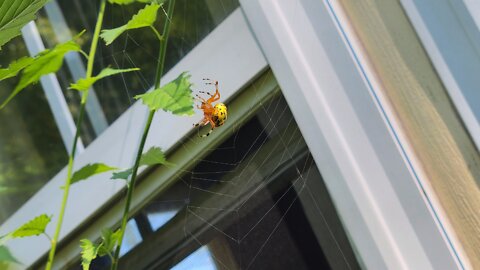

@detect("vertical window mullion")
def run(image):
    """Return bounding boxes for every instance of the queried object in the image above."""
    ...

[21,21,85,156]
[44,0,109,136]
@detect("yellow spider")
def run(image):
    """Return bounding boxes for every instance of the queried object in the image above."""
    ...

[194,79,228,137]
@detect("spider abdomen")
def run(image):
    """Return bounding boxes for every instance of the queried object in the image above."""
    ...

[212,103,227,127]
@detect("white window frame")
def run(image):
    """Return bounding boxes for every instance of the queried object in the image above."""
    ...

[0,9,267,267]
[1,0,475,269]
[21,22,85,155]
[240,0,469,269]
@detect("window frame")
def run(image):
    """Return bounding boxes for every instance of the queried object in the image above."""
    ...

[21,21,85,154]
[1,0,476,269]
[240,0,469,269]
[0,8,267,268]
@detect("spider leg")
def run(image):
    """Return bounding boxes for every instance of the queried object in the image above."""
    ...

[199,90,213,97]
[195,94,206,102]
[199,127,214,137]
[202,78,218,85]
[203,79,220,103]
[193,118,207,127]
[198,117,216,137]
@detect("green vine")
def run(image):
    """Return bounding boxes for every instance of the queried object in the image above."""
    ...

[45,0,108,269]
[110,2,176,268]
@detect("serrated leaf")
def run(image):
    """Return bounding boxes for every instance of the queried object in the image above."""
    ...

[80,239,100,270]
[0,34,83,109]
[108,0,165,4]
[101,4,160,45]
[11,214,51,238]
[111,168,133,180]
[0,56,34,81]
[135,72,194,115]
[97,228,121,257]
[0,246,19,264]
[69,67,139,91]
[0,0,50,50]
[140,147,171,166]
[72,163,119,184]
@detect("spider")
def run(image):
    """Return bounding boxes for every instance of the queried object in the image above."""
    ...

[193,78,228,137]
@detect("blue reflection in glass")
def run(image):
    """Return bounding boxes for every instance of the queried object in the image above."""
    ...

[147,210,178,231]
[120,219,143,256]
[171,246,217,270]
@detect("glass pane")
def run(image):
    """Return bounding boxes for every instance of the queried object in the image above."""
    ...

[0,38,68,224]
[171,246,216,270]
[36,0,240,143]
[91,94,361,270]
[119,219,143,256]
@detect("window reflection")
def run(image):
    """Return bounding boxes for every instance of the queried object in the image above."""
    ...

[171,246,217,270]
[37,0,240,143]
[119,219,143,256]
[113,96,360,270]
[147,210,178,231]
[0,38,67,224]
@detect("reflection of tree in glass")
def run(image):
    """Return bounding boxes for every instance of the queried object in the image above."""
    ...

[55,0,238,124]
[0,37,67,224]
[0,0,241,224]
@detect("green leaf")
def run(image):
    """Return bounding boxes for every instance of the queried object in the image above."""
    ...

[0,34,83,109]
[69,67,139,91]
[0,246,19,264]
[0,56,34,81]
[0,0,50,50]
[135,72,194,115]
[111,168,133,180]
[97,228,121,257]
[71,163,119,184]
[108,0,165,4]
[80,239,100,270]
[101,4,160,45]
[110,147,170,181]
[140,147,171,166]
[11,214,51,238]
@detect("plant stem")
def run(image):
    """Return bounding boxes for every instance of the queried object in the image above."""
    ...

[45,0,107,269]
[149,25,162,42]
[110,1,175,269]
[110,110,154,270]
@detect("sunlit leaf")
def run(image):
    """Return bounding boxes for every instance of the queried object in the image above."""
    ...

[101,4,160,45]
[0,0,49,50]
[72,163,119,184]
[135,72,194,115]
[0,57,34,81]
[80,239,100,270]
[11,214,51,238]
[0,34,83,109]
[140,146,171,166]
[111,168,133,181]
[108,0,165,4]
[69,67,139,91]
[97,228,121,257]
[0,246,19,264]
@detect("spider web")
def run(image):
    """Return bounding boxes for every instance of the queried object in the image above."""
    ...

[32,0,359,269]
